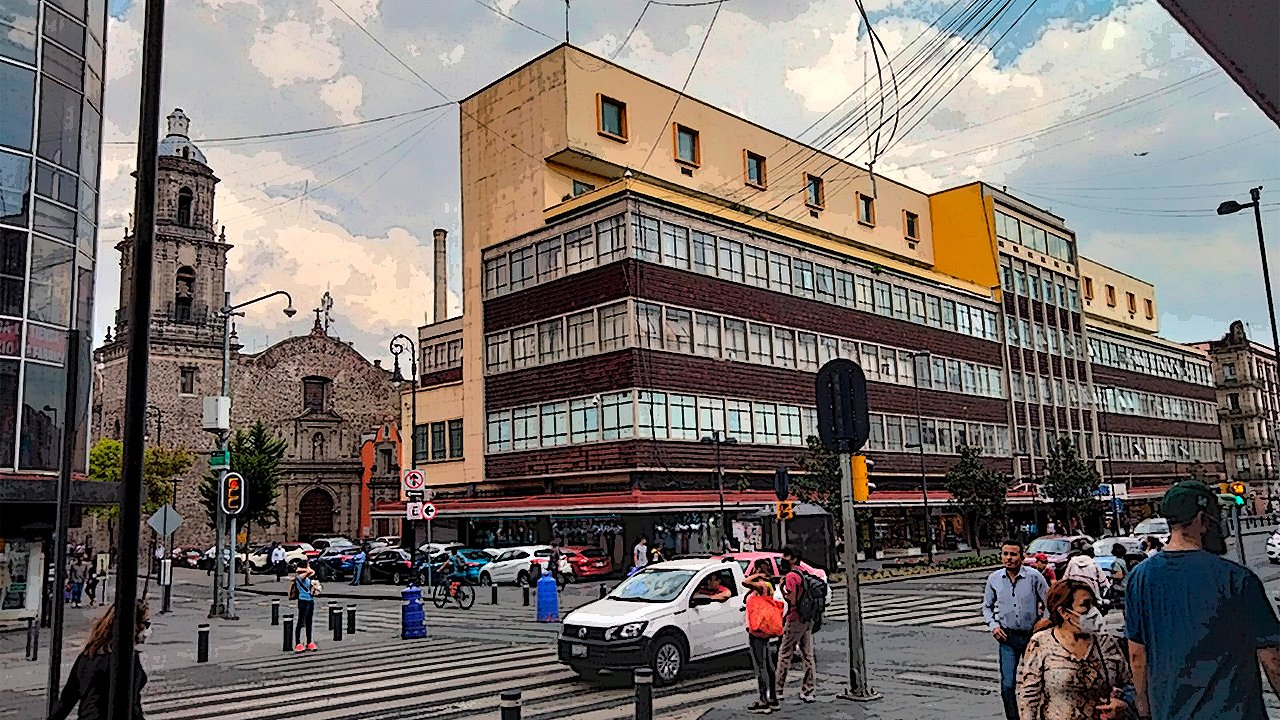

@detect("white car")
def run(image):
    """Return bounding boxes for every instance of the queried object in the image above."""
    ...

[1131,517,1170,546]
[1267,529,1280,565]
[480,545,551,586]
[245,542,318,573]
[558,558,752,685]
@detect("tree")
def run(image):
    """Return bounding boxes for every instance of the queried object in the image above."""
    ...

[87,438,193,550]
[198,420,285,576]
[1042,437,1101,531]
[944,445,1008,554]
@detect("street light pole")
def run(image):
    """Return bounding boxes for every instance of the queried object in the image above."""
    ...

[213,289,296,620]
[701,430,737,550]
[389,334,418,556]
[1219,187,1280,508]
[1095,386,1121,535]
[909,352,934,564]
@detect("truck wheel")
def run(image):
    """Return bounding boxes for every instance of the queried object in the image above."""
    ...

[650,635,685,686]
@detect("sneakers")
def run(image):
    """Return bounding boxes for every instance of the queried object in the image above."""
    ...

[306,642,318,651]
[748,701,772,714]
[294,644,304,653]
[799,692,816,703]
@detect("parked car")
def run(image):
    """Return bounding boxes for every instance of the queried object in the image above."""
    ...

[1131,517,1171,546]
[1027,534,1094,575]
[1091,536,1144,573]
[314,544,366,581]
[558,557,753,685]
[480,545,551,586]
[561,546,614,582]
[367,548,416,584]
[1267,529,1280,565]
[715,551,828,585]
[311,536,355,552]
[244,542,319,573]
[374,535,401,546]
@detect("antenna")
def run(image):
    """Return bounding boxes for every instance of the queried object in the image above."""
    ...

[565,0,570,43]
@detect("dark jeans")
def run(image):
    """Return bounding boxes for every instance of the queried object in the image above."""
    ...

[351,563,363,585]
[295,600,314,645]
[69,582,83,604]
[997,630,1031,720]
[748,634,777,704]
[274,562,285,581]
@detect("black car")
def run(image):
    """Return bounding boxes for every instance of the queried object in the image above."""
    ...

[367,548,415,585]
[313,543,361,581]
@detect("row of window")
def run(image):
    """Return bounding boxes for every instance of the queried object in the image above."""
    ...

[1082,277,1155,319]
[1000,260,1081,312]
[485,388,1012,457]
[481,210,1001,345]
[484,298,1006,400]
[1004,315,1085,359]
[1009,372,1090,409]
[1095,385,1216,424]
[412,419,464,463]
[1087,335,1212,387]
[994,210,1075,264]
[596,95,919,239]
[1103,432,1221,463]
[420,337,462,375]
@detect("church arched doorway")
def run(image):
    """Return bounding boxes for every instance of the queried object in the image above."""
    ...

[297,489,334,541]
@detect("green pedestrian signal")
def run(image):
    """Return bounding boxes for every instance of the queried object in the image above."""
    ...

[210,449,230,469]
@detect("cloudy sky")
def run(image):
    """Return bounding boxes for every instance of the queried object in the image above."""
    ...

[96,0,1279,363]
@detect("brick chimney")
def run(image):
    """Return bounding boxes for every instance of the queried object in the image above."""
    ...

[433,228,447,323]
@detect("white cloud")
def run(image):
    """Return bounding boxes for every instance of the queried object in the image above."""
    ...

[318,0,381,26]
[439,44,465,67]
[319,75,364,123]
[105,17,141,84]
[249,20,342,87]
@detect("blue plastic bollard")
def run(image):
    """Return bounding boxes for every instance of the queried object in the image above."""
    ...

[536,573,560,623]
[401,584,427,639]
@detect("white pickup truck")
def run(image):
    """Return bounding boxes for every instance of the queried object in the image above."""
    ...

[558,557,759,685]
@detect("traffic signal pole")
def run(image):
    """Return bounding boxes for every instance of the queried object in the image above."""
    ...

[1234,503,1245,565]
[838,451,877,701]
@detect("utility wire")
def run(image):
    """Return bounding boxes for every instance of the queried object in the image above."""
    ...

[640,0,723,170]
[470,0,559,42]
[612,1,651,58]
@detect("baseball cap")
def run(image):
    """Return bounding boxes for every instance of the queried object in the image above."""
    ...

[1159,480,1219,525]
[1033,552,1048,562]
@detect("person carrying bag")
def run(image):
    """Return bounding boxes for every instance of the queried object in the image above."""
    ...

[743,559,783,713]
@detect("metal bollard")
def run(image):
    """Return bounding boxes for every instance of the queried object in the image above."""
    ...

[500,690,522,720]
[599,584,607,599]
[283,614,294,652]
[346,605,356,635]
[491,585,499,605]
[634,668,653,720]
[271,599,280,626]
[197,624,210,663]
[327,602,336,631]
[332,607,343,641]
[25,617,38,662]
[522,586,530,606]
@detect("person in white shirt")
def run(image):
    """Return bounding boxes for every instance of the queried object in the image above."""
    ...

[270,544,287,581]
[1060,546,1109,597]
[632,536,649,576]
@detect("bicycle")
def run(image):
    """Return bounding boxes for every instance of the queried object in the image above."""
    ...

[432,577,475,609]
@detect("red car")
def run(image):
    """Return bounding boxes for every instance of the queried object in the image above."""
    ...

[561,546,614,581]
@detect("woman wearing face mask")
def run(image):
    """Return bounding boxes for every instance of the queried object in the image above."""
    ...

[49,600,151,720]
[1016,580,1133,720]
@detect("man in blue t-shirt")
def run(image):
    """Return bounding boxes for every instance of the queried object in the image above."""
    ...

[1125,480,1280,720]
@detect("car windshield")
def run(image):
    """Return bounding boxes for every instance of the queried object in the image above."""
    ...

[1028,538,1070,555]
[1093,538,1135,556]
[1134,518,1169,534]
[461,550,489,561]
[608,568,697,603]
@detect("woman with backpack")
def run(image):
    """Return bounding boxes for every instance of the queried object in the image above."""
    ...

[743,559,782,713]
[290,559,320,652]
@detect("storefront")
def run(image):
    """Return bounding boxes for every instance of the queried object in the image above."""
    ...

[0,536,42,621]
[551,515,626,566]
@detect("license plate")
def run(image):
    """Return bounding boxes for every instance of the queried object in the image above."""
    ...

[594,561,606,567]
[571,644,588,658]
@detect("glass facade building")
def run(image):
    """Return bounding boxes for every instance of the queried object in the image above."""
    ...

[0,0,105,475]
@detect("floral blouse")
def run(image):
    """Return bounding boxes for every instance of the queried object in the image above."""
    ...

[1016,629,1131,720]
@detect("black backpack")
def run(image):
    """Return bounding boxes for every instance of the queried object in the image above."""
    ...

[794,572,828,630]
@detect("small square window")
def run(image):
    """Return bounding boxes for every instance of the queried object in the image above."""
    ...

[745,151,766,189]
[1144,298,1154,319]
[179,367,196,394]
[598,95,627,140]
[857,193,876,226]
[904,210,920,240]
[572,179,595,197]
[1083,277,1094,300]
[674,124,700,166]
[1126,292,1137,314]
[1105,284,1116,307]
[805,174,824,209]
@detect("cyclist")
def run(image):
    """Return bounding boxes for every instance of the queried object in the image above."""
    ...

[445,548,468,595]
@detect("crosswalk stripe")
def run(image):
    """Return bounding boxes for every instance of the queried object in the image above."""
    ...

[896,671,995,694]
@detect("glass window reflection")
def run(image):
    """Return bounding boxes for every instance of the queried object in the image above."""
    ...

[50,0,87,21]
[27,235,72,326]
[42,41,82,89]
[0,358,16,467]
[37,76,81,171]
[0,228,25,317]
[78,101,99,181]
[0,61,35,150]
[0,150,31,225]
[19,361,64,471]
[33,198,74,243]
[0,0,38,64]
[35,162,77,206]
[42,6,84,55]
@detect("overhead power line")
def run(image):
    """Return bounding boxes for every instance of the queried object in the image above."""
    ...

[470,0,559,42]
[640,0,724,170]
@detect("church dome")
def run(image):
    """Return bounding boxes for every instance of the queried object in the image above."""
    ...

[158,108,207,164]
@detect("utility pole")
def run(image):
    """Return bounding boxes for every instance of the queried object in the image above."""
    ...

[110,1,166,715]
[45,331,81,716]
[910,352,933,563]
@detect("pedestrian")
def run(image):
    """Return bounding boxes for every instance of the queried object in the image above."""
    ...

[83,565,99,608]
[270,543,287,581]
[1125,480,1280,720]
[48,600,150,720]
[68,556,88,608]
[743,559,782,713]
[153,543,164,577]
[1141,535,1163,558]
[773,546,816,704]
[1046,520,1057,535]
[1016,579,1133,720]
[290,559,318,652]
[1062,546,1109,598]
[631,535,648,576]
[1108,542,1129,602]
[549,539,563,589]
[650,546,665,565]
[349,548,366,586]
[982,538,1049,720]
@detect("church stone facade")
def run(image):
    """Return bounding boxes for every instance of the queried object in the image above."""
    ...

[92,110,400,548]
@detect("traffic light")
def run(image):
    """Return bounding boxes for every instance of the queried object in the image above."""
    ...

[852,455,871,502]
[775,500,795,520]
[1229,481,1247,506]
[220,471,245,515]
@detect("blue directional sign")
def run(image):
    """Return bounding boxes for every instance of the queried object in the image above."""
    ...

[1112,497,1124,514]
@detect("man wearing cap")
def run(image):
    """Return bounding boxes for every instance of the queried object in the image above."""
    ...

[1029,552,1056,583]
[1125,480,1280,720]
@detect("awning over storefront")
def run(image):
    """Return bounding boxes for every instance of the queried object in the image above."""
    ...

[371,489,780,519]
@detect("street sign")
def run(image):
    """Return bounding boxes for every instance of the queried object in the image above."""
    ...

[814,359,871,454]
[406,501,423,520]
[773,466,789,502]
[147,504,184,538]
[209,448,230,470]
[1112,497,1124,515]
[402,468,425,492]
[422,503,437,521]
[220,472,246,516]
